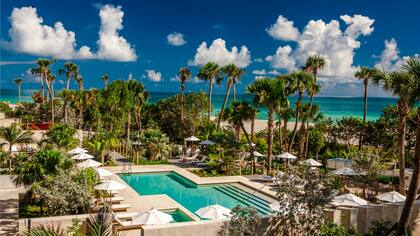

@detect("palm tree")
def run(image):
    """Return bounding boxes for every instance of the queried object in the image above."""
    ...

[100,74,109,88]
[14,78,22,103]
[58,62,78,90]
[232,67,244,101]
[0,124,33,173]
[33,58,54,103]
[247,78,286,173]
[197,62,222,122]
[297,103,323,158]
[287,71,314,152]
[45,71,56,125]
[354,67,377,150]
[397,58,420,235]
[178,67,192,124]
[278,107,294,152]
[58,89,74,123]
[373,70,416,195]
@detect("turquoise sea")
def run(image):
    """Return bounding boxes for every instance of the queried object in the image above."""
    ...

[0,89,398,121]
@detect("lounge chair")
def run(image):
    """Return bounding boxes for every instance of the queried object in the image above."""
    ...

[193,156,208,166]
[181,153,199,162]
[113,215,142,230]
[110,203,131,212]
[97,196,125,204]
[114,211,138,220]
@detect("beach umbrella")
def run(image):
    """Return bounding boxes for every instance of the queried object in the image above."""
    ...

[301,159,322,167]
[195,204,231,220]
[94,180,126,192]
[67,147,88,155]
[376,191,406,203]
[71,152,95,160]
[253,151,264,157]
[185,136,200,142]
[332,193,368,207]
[95,168,113,179]
[276,152,297,160]
[332,167,359,176]
[131,208,174,225]
[199,140,216,145]
[77,159,101,168]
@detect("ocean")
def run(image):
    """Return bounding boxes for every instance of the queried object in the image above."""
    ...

[0,89,398,121]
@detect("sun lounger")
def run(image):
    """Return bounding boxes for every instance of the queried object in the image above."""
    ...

[113,214,142,230]
[97,196,125,204]
[114,211,138,220]
[111,203,131,212]
[181,153,199,162]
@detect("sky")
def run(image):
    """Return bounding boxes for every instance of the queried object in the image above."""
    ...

[1,0,419,96]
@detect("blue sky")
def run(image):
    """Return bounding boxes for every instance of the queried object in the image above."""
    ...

[1,0,419,96]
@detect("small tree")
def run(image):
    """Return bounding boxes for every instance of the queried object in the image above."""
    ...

[351,150,383,198]
[219,205,261,236]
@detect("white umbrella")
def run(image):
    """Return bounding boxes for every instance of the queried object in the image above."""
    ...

[95,168,113,179]
[332,167,359,176]
[71,152,95,160]
[276,152,297,160]
[94,180,126,191]
[376,191,406,203]
[199,140,216,145]
[253,151,264,157]
[131,208,174,225]
[195,204,231,220]
[332,193,368,207]
[301,159,322,167]
[77,159,101,168]
[185,136,200,142]
[67,147,88,155]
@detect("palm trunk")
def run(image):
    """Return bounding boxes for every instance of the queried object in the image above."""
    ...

[398,112,407,195]
[304,93,315,159]
[283,117,289,151]
[46,81,54,125]
[66,77,70,90]
[289,94,303,152]
[217,81,232,129]
[267,109,274,173]
[40,75,45,103]
[278,118,282,154]
[233,81,237,101]
[208,79,213,122]
[359,79,368,150]
[18,85,21,103]
[63,98,68,123]
[251,117,255,143]
[127,111,131,141]
[298,118,307,159]
[397,110,420,234]
[180,87,184,124]
[8,145,12,174]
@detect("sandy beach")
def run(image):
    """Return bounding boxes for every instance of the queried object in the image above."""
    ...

[216,117,304,133]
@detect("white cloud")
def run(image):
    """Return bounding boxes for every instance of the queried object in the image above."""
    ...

[3,5,136,61]
[167,32,186,46]
[96,5,137,61]
[265,14,375,83]
[268,69,280,75]
[189,38,251,68]
[146,70,162,82]
[254,58,263,62]
[252,69,267,75]
[170,75,179,82]
[373,39,419,72]
[254,75,265,80]
[127,73,133,80]
[266,15,300,41]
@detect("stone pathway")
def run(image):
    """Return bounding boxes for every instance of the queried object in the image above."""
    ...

[0,175,20,236]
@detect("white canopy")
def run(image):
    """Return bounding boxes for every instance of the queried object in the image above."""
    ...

[301,159,322,167]
[199,140,216,145]
[71,152,95,160]
[332,193,368,207]
[95,168,113,179]
[332,167,359,176]
[77,159,101,168]
[253,151,265,157]
[131,208,174,225]
[185,136,200,142]
[376,191,406,203]
[276,152,297,160]
[94,180,126,191]
[67,147,88,155]
[195,204,231,220]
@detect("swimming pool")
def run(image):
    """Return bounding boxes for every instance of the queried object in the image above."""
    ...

[119,172,274,217]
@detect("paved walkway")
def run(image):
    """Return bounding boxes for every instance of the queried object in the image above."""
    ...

[0,175,20,236]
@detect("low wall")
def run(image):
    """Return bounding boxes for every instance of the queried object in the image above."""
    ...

[18,214,90,233]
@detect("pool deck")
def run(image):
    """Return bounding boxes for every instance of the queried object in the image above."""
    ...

[104,164,278,222]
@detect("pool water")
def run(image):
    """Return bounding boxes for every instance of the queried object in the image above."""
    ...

[119,172,273,217]
[166,209,193,222]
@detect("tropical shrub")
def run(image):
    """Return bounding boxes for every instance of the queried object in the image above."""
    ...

[219,205,260,236]
[42,123,78,149]
[317,223,359,236]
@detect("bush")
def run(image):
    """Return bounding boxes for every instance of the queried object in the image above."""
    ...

[366,220,392,236]
[317,223,359,236]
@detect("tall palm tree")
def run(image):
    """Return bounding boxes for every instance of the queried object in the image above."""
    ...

[178,67,191,124]
[397,58,420,234]
[33,58,54,103]
[354,67,377,150]
[58,62,78,90]
[232,66,245,101]
[0,124,33,173]
[197,62,222,122]
[45,71,56,125]
[247,78,286,173]
[100,74,109,88]
[279,107,294,152]
[14,78,22,103]
[287,71,314,152]
[373,70,416,195]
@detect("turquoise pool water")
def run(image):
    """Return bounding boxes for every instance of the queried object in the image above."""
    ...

[166,209,193,222]
[119,172,273,216]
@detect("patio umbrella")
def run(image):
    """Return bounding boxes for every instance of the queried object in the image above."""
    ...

[195,204,231,220]
[94,179,126,191]
[301,159,322,167]
[95,168,113,179]
[67,147,88,155]
[199,140,216,145]
[276,152,297,160]
[253,151,264,157]
[332,167,359,176]
[71,152,95,160]
[185,136,200,142]
[376,191,406,203]
[131,208,174,225]
[77,159,101,168]
[332,193,368,207]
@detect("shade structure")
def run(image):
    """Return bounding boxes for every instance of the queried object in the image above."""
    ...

[301,159,322,167]
[332,193,368,207]
[131,208,174,225]
[376,191,406,203]
[332,167,359,176]
[276,152,297,160]
[95,168,113,179]
[199,140,216,145]
[71,152,95,160]
[185,136,200,142]
[195,204,231,220]
[67,147,88,155]
[77,159,101,168]
[253,151,264,157]
[94,180,126,191]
